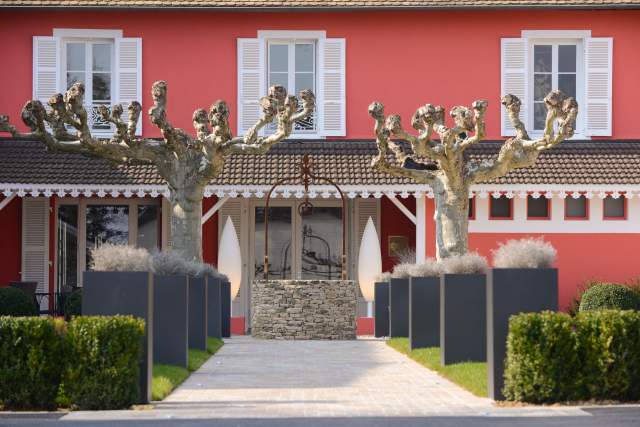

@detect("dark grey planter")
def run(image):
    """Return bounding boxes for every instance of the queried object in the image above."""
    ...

[153,274,189,368]
[487,268,558,400]
[409,276,440,349]
[440,273,486,365]
[207,276,222,339]
[389,278,409,337]
[221,281,231,337]
[82,271,153,404]
[374,282,389,337]
[188,276,208,351]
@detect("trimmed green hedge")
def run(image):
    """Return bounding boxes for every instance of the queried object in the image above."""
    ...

[579,284,639,312]
[504,310,640,403]
[0,287,38,316]
[65,316,145,410]
[0,317,65,409]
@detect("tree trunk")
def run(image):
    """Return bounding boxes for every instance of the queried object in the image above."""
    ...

[433,180,469,260]
[169,192,203,262]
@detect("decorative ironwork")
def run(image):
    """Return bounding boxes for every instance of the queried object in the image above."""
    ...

[264,154,347,280]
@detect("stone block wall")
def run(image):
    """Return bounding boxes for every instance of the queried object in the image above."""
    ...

[252,280,357,340]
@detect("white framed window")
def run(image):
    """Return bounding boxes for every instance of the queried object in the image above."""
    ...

[33,29,142,137]
[267,39,317,133]
[63,39,114,132]
[501,31,612,138]
[237,30,346,139]
[530,40,583,133]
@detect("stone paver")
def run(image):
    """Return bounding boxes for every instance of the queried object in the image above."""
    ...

[62,336,589,421]
[152,336,584,418]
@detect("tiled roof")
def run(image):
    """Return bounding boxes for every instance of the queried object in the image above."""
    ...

[1,139,640,187]
[1,0,639,8]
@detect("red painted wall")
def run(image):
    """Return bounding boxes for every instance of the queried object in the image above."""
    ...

[423,199,640,310]
[381,197,416,272]
[0,9,639,139]
[0,196,22,287]
[202,196,219,266]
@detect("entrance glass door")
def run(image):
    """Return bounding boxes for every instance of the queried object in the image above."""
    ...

[254,206,293,279]
[300,206,342,280]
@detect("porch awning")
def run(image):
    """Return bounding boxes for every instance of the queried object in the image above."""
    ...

[1,138,640,199]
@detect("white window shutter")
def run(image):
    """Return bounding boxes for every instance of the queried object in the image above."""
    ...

[319,38,346,137]
[32,36,60,104]
[21,197,49,307]
[237,38,264,136]
[116,37,142,136]
[585,37,612,136]
[219,198,242,237]
[500,38,528,136]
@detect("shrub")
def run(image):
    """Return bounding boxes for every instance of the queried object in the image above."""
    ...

[393,248,416,265]
[0,287,38,316]
[503,312,580,403]
[441,252,487,275]
[503,310,640,403]
[375,271,392,282]
[391,263,413,279]
[492,237,556,269]
[64,315,145,410]
[63,288,82,320]
[0,317,65,409]
[151,251,189,276]
[91,244,151,272]
[409,258,441,277]
[579,284,639,312]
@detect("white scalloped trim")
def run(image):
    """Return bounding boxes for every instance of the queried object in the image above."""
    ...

[1,183,639,199]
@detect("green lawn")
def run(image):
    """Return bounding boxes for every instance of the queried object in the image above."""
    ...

[387,338,487,397]
[152,337,224,401]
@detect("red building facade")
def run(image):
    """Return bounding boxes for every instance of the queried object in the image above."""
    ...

[1,1,639,333]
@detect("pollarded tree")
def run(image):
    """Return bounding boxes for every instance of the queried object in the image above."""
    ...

[369,91,577,260]
[0,81,315,262]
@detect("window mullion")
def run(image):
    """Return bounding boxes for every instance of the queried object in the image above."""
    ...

[288,41,295,93]
[85,42,92,106]
[552,44,558,91]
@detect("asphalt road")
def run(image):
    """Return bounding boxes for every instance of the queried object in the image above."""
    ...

[1,407,640,427]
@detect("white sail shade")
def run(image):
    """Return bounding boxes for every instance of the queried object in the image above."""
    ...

[218,216,242,300]
[357,217,382,302]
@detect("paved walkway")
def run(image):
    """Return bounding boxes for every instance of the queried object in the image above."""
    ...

[67,336,587,420]
[154,336,588,418]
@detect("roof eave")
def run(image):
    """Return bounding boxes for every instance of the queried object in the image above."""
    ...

[2,4,640,11]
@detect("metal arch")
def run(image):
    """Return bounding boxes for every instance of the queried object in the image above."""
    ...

[263,154,348,281]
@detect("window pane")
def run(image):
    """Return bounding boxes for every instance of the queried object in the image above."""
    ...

[527,196,549,218]
[566,196,587,218]
[67,72,85,90]
[558,45,577,73]
[534,45,552,72]
[269,44,288,73]
[534,102,547,130]
[295,43,314,72]
[295,72,314,93]
[558,74,576,98]
[490,196,511,218]
[603,196,625,218]
[269,72,289,90]
[301,206,342,280]
[67,43,85,71]
[254,207,292,279]
[137,205,159,252]
[57,205,78,291]
[92,73,111,101]
[92,43,111,72]
[534,74,552,101]
[468,197,475,218]
[85,205,129,269]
